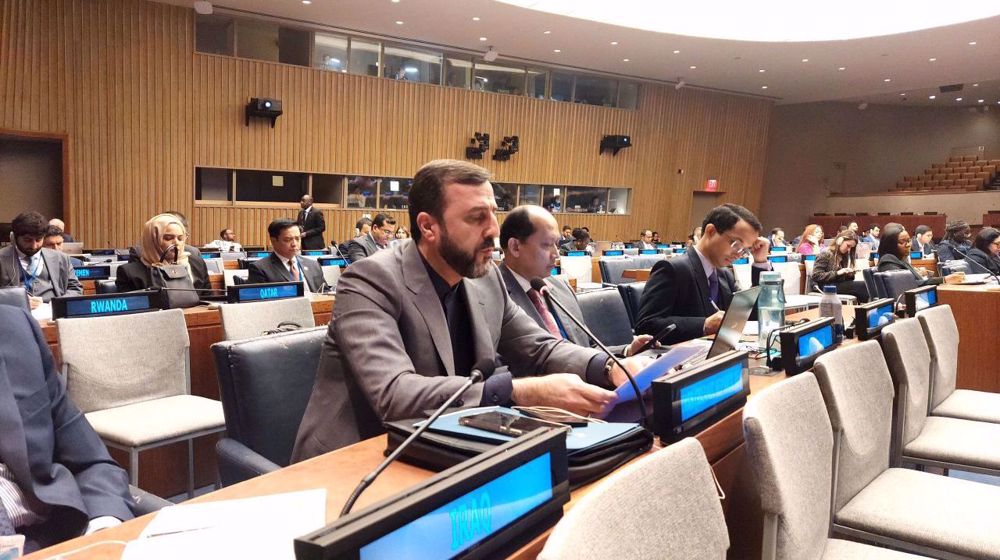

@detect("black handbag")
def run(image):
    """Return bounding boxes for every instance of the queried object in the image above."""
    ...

[151,263,200,309]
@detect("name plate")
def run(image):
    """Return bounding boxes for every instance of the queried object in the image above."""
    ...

[302,250,329,256]
[779,317,837,375]
[767,255,788,263]
[904,285,938,317]
[226,281,303,303]
[73,265,112,280]
[52,291,161,319]
[856,298,895,340]
[639,249,658,255]
[602,249,624,257]
[566,251,587,257]
[652,350,749,443]
[85,248,117,256]
[246,251,271,259]
[318,257,348,268]
[910,251,924,260]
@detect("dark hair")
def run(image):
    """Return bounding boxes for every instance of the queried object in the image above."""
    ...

[701,203,762,235]
[44,225,64,239]
[162,210,189,229]
[572,227,590,242]
[837,225,848,233]
[408,159,491,242]
[826,230,858,268]
[868,223,880,232]
[914,225,931,237]
[562,225,571,232]
[219,228,230,238]
[973,227,1000,254]
[373,213,397,228]
[581,226,589,233]
[267,218,299,239]
[355,217,373,230]
[879,222,908,260]
[944,220,970,243]
[771,227,783,235]
[12,211,48,238]
[500,206,537,252]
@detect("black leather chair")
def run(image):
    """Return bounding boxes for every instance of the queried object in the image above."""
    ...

[95,279,118,294]
[862,267,883,299]
[211,326,327,486]
[0,287,30,311]
[575,288,633,347]
[874,270,921,300]
[598,259,635,285]
[617,281,646,329]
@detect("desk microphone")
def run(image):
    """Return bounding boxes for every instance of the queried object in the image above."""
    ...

[944,246,1000,284]
[530,278,649,429]
[339,359,494,517]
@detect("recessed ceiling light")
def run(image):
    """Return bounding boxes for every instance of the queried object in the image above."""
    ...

[928,57,937,62]
[622,58,629,62]
[838,66,846,71]
[801,58,809,62]
[391,0,400,2]
[479,37,488,41]
[979,99,985,103]
[969,41,977,45]
[900,93,907,96]
[761,85,768,89]
[973,83,979,87]
[956,97,964,101]
[758,69,766,73]
[610,41,619,45]
[929,95,936,99]
[672,50,680,54]
[395,20,404,25]
[472,16,480,21]
[543,30,551,34]
[553,49,561,53]
[883,78,891,82]
[302,0,311,4]
[689,65,697,69]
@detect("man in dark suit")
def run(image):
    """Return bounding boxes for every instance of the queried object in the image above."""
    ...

[346,213,395,263]
[498,205,653,359]
[0,304,133,551]
[296,195,326,251]
[559,225,573,246]
[0,212,83,308]
[292,160,648,460]
[248,218,324,292]
[559,228,593,256]
[635,204,771,345]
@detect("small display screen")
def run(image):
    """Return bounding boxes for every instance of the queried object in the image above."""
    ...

[798,324,834,359]
[679,361,744,422]
[88,249,116,256]
[117,254,130,262]
[867,304,895,331]
[871,252,879,260]
[656,244,670,250]
[319,257,348,268]
[639,249,657,255]
[910,251,923,260]
[247,251,271,259]
[603,249,624,256]
[915,289,937,311]
[65,295,152,318]
[803,254,817,262]
[771,246,787,253]
[236,283,300,302]
[674,248,686,254]
[302,250,327,256]
[733,257,750,265]
[767,255,788,263]
[359,453,553,559]
[566,251,586,257]
[550,266,560,276]
[73,266,111,280]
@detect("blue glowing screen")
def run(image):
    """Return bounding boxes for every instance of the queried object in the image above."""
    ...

[798,325,833,359]
[65,295,152,318]
[679,362,744,422]
[867,304,894,330]
[236,284,299,302]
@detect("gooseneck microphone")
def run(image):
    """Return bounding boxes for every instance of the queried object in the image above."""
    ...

[339,359,495,517]
[529,278,649,429]
[946,246,1000,284]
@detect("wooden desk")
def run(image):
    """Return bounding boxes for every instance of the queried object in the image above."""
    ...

[938,285,1000,392]
[34,295,334,498]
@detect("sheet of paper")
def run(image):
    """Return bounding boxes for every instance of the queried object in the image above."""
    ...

[31,302,52,322]
[742,320,759,336]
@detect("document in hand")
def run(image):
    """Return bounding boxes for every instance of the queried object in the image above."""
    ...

[613,340,710,402]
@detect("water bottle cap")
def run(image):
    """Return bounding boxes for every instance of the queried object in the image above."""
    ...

[823,285,837,294]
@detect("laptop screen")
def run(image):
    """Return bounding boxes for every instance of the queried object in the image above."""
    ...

[707,286,762,358]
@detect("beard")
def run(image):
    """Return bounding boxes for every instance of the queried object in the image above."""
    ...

[439,226,494,279]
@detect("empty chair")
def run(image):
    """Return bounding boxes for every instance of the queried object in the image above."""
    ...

[813,341,1000,558]
[539,438,729,560]
[218,297,316,341]
[919,305,1000,423]
[882,318,1000,475]
[212,327,326,486]
[744,374,924,560]
[598,257,639,285]
[576,287,633,347]
[616,281,645,329]
[873,269,919,300]
[57,309,226,497]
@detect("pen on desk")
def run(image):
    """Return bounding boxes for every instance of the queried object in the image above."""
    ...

[710,300,721,312]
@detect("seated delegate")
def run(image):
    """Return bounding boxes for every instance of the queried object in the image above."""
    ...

[965,227,1000,276]
[115,213,210,292]
[810,230,869,302]
[875,223,963,286]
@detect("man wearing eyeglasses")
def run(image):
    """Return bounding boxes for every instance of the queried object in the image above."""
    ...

[634,204,771,345]
[347,213,397,262]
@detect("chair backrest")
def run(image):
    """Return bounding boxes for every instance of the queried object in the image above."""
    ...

[223,269,249,287]
[598,258,636,285]
[939,260,970,276]
[874,269,919,300]
[773,261,802,295]
[559,255,592,285]
[616,281,645,329]
[575,288,633,347]
[321,265,341,290]
[0,287,30,311]
[733,262,753,291]
[57,308,190,413]
[917,304,959,411]
[862,267,882,299]
[743,373,834,560]
[212,326,326,467]
[95,279,118,294]
[633,254,667,269]
[881,319,932,452]
[812,341,894,513]
[538,438,728,560]
[219,297,316,341]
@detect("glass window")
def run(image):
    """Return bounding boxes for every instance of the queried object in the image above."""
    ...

[608,188,631,214]
[312,174,345,206]
[346,176,378,208]
[550,72,574,102]
[195,14,235,56]
[236,19,280,62]
[493,183,516,211]
[379,178,413,209]
[349,39,381,77]
[278,27,311,67]
[383,46,442,85]
[565,187,609,213]
[526,69,547,99]
[473,62,526,95]
[518,184,542,206]
[542,186,564,213]
[618,82,639,109]
[314,33,348,72]
[445,58,472,88]
[195,168,232,201]
[234,170,307,203]
[574,75,617,106]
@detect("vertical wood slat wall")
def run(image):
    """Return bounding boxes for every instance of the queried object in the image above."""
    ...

[1,0,773,247]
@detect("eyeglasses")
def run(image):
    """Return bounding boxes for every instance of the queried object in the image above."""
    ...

[726,235,752,259]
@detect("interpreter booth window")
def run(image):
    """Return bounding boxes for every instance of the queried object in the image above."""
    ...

[473,62,526,95]
[346,176,378,208]
[314,33,348,72]
[349,39,381,77]
[195,167,232,202]
[574,76,618,107]
[542,186,564,213]
[527,69,548,99]
[383,46,442,84]
[493,183,516,211]
[235,171,307,203]
[550,72,574,102]
[608,188,631,214]
[312,174,345,206]
[379,178,413,209]
[618,82,639,110]
[445,58,473,89]
[195,14,235,56]
[565,187,609,214]
[518,184,543,206]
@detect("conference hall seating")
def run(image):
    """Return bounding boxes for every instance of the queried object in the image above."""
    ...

[892,155,999,193]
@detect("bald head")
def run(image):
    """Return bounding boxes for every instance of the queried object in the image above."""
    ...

[300,194,313,209]
[500,205,560,280]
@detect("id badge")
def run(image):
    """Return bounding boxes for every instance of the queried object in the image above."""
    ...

[0,535,25,559]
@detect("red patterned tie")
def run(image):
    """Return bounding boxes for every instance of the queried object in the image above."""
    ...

[527,289,562,338]
[289,259,300,282]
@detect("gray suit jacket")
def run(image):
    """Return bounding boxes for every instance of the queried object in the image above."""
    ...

[346,234,380,263]
[292,239,605,461]
[0,246,83,301]
[246,253,325,292]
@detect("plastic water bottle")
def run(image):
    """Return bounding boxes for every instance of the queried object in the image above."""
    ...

[819,285,844,342]
[757,271,786,352]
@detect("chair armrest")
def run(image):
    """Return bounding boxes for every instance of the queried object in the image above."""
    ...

[129,485,173,515]
[216,437,281,487]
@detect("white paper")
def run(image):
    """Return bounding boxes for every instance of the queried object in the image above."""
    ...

[31,302,52,322]
[742,320,759,336]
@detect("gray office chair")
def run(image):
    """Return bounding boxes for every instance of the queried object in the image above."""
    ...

[598,258,637,285]
[212,327,326,486]
[812,341,1000,558]
[57,309,226,498]
[743,373,924,560]
[616,281,645,329]
[575,288,634,347]
[873,270,920,300]
[539,438,728,560]
[0,287,30,311]
[882,318,1000,476]
[918,305,1000,424]
[218,297,316,341]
